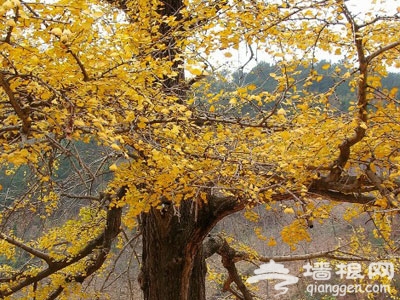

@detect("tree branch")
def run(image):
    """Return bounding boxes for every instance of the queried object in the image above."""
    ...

[0,73,31,135]
[0,233,53,265]
[0,187,126,297]
[366,40,400,64]
[66,49,90,82]
[203,233,376,299]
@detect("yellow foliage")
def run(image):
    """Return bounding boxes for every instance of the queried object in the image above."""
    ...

[281,220,311,250]
[267,237,277,247]
[244,210,260,222]
[1,0,400,297]
[283,207,295,214]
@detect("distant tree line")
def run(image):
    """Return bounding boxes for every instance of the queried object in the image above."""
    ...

[200,60,400,115]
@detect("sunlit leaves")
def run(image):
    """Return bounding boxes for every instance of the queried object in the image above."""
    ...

[0,0,399,297]
[281,219,311,250]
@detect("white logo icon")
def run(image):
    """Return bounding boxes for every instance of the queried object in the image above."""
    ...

[246,260,299,296]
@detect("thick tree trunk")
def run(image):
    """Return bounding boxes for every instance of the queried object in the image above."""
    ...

[136,0,244,297]
[139,192,244,300]
[140,201,207,300]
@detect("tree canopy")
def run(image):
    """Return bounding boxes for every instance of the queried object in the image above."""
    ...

[0,0,399,299]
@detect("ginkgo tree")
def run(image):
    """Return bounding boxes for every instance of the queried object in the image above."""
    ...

[0,0,399,299]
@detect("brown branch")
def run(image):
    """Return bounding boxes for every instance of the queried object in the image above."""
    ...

[204,234,372,264]
[66,49,90,82]
[0,233,53,265]
[0,73,31,135]
[0,125,20,134]
[203,233,373,300]
[60,193,100,201]
[0,187,126,298]
[323,3,369,183]
[257,250,371,263]
[308,188,375,204]
[203,234,376,300]
[216,238,254,300]
[366,40,400,63]
[365,168,398,207]
[46,286,64,300]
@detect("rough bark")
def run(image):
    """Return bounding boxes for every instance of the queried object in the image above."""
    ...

[140,202,206,300]
[140,192,243,300]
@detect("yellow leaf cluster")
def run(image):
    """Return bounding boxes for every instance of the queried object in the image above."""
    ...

[281,220,311,250]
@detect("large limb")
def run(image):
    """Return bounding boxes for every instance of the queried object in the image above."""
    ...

[309,3,400,205]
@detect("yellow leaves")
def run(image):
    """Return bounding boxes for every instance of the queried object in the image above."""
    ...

[137,116,148,129]
[334,48,341,55]
[169,124,180,136]
[343,205,363,222]
[281,219,311,250]
[254,227,267,241]
[322,63,330,70]
[277,108,286,116]
[36,206,106,261]
[202,131,214,142]
[224,52,233,58]
[359,122,368,130]
[109,163,118,171]
[283,207,295,214]
[186,66,203,76]
[111,143,121,151]
[269,72,277,79]
[123,44,133,59]
[60,29,72,43]
[267,237,277,247]
[5,19,16,27]
[4,148,31,166]
[247,84,257,91]
[389,87,398,98]
[373,214,392,242]
[208,267,225,285]
[368,75,382,88]
[374,197,388,208]
[74,119,86,127]
[50,27,63,37]
[229,97,237,105]
[236,86,248,95]
[0,239,15,260]
[244,210,260,222]
[2,0,19,11]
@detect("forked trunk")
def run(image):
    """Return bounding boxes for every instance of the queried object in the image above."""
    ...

[140,201,207,300]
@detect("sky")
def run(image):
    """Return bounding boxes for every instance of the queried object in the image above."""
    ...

[208,0,400,73]
[347,0,399,15]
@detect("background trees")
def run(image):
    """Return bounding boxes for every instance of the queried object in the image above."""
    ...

[0,0,399,299]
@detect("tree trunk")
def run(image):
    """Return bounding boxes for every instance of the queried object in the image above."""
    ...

[139,191,244,300]
[137,0,244,297]
[140,201,207,300]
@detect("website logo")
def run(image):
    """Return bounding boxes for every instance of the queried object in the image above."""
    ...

[246,260,394,297]
[246,259,299,295]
